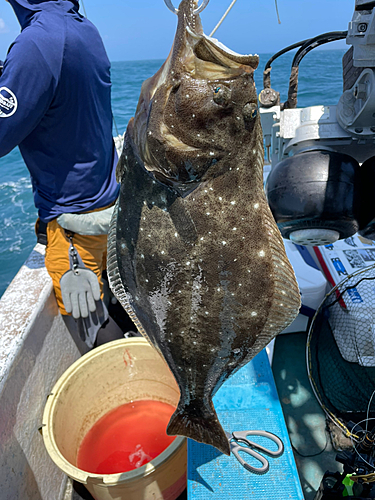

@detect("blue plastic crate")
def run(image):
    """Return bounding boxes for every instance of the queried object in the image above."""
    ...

[187,349,304,499]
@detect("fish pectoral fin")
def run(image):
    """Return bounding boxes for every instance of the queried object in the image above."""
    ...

[167,398,230,456]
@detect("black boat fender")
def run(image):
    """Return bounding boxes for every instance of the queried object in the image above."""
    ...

[265,149,361,246]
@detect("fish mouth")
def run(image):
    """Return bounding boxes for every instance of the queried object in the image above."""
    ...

[171,0,259,77]
[185,25,259,72]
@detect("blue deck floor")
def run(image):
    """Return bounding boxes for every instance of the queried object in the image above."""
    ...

[272,332,342,500]
[187,349,304,499]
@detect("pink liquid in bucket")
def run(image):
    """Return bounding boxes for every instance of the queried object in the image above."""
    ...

[77,400,177,475]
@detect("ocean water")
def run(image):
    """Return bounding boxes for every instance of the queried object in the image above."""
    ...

[0,49,346,298]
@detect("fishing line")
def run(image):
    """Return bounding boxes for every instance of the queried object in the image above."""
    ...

[80,0,88,18]
[112,111,120,137]
[291,433,329,458]
[209,0,238,36]
[365,389,375,435]
[275,0,281,24]
[210,0,281,36]
[347,389,375,471]
[350,418,375,471]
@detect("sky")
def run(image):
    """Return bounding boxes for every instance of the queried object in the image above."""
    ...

[0,0,357,62]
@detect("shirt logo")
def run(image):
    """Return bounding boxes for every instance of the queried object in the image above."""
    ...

[0,87,18,118]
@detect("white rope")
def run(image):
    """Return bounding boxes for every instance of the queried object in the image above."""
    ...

[209,0,238,37]
[80,0,87,18]
[209,0,281,37]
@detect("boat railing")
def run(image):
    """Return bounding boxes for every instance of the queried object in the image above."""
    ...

[0,243,81,499]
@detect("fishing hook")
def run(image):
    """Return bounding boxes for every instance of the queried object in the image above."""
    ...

[164,0,210,15]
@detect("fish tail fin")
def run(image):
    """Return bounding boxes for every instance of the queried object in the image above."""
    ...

[167,399,230,456]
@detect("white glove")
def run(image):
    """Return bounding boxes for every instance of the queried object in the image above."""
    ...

[57,205,115,236]
[60,267,101,319]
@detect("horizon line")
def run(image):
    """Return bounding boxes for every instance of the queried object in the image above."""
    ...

[110,47,348,64]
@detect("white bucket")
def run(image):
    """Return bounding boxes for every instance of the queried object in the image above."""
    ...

[42,338,186,500]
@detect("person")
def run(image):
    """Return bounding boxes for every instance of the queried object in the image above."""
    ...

[0,0,126,352]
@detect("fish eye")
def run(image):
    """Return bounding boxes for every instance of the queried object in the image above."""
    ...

[243,102,258,121]
[213,85,231,106]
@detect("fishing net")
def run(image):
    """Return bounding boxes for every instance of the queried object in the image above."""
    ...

[307,263,375,441]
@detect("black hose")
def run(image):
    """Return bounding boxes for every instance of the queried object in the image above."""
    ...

[282,30,348,109]
[263,32,347,93]
[264,39,311,72]
[263,39,310,89]
[292,31,348,68]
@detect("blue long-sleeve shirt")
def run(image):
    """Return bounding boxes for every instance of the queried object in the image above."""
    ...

[0,0,119,222]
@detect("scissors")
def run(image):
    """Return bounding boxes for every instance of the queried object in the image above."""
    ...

[225,430,284,475]
[164,0,210,15]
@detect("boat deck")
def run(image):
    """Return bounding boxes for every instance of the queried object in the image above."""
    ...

[187,348,303,499]
[272,331,342,500]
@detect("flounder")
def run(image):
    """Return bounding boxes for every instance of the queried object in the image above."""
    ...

[108,0,300,456]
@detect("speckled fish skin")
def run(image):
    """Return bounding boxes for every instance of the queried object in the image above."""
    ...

[107,0,300,456]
